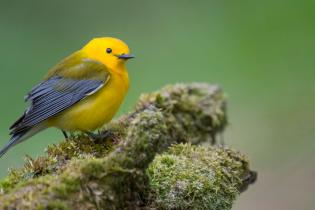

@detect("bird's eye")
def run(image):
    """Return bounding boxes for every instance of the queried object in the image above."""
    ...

[106,48,112,54]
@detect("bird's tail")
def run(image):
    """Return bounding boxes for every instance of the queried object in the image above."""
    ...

[0,124,47,158]
[0,134,24,158]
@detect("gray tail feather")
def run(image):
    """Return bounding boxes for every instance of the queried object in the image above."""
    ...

[0,124,47,158]
[0,134,25,158]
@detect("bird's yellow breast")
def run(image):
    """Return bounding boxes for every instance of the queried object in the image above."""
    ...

[47,70,129,131]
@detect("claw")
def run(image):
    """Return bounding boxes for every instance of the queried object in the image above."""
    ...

[85,130,113,142]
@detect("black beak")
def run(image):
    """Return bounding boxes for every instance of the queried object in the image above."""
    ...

[117,54,135,60]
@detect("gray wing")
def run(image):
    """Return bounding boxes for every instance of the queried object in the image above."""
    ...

[10,76,105,135]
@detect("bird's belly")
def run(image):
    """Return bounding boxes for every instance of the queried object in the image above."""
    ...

[48,78,128,131]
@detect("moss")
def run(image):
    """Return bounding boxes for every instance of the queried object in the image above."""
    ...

[0,168,23,193]
[52,176,81,199]
[137,83,227,145]
[0,83,255,209]
[147,144,250,210]
[0,132,117,193]
[37,201,69,210]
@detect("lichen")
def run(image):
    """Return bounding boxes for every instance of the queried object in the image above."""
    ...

[147,144,251,210]
[137,83,227,145]
[0,83,255,210]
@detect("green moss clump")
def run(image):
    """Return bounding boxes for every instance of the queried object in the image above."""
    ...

[37,200,70,210]
[137,83,227,145]
[0,131,118,193]
[147,144,250,210]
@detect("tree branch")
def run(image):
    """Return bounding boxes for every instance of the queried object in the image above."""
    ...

[0,83,256,210]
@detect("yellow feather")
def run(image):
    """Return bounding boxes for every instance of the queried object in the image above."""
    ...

[47,37,131,131]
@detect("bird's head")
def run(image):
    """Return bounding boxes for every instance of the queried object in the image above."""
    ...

[82,37,134,71]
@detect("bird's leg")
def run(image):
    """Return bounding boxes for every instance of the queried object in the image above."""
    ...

[85,130,113,142]
[62,130,69,139]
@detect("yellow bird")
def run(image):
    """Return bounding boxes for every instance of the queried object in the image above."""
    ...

[0,37,134,157]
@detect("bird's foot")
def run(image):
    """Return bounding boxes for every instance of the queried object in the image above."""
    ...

[85,130,114,143]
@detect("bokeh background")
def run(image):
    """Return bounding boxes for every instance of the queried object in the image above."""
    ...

[0,1,314,209]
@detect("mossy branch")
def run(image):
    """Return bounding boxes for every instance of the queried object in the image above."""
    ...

[0,83,256,210]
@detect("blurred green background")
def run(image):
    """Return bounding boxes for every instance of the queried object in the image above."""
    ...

[0,0,314,209]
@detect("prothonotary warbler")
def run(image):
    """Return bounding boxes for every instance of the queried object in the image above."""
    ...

[0,37,134,157]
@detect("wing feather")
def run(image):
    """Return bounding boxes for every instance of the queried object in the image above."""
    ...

[11,77,105,134]
[10,53,110,135]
